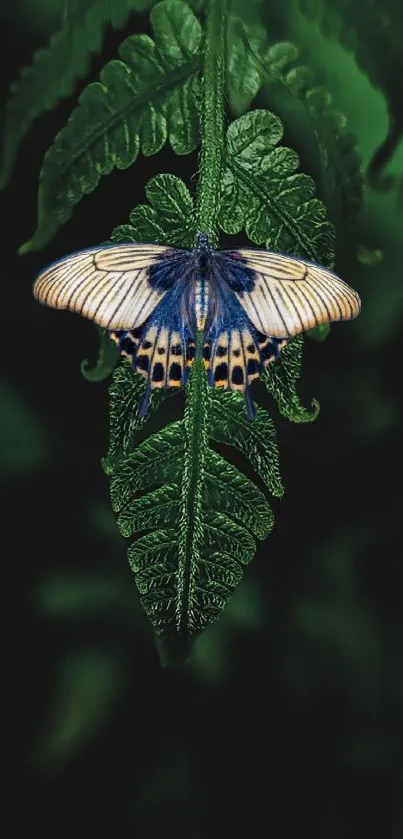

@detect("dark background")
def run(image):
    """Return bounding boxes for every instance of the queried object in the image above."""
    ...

[1,2,403,836]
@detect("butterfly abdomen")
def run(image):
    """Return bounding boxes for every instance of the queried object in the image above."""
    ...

[195,275,209,331]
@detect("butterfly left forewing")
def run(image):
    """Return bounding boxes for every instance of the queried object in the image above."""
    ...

[33,243,175,330]
[221,248,361,338]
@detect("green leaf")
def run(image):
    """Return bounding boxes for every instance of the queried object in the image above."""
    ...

[110,173,196,247]
[20,0,202,253]
[219,109,336,266]
[80,328,120,381]
[0,0,162,191]
[249,39,364,225]
[262,336,320,423]
[101,172,319,646]
[210,391,283,497]
[226,18,268,116]
[295,0,403,186]
[104,342,276,642]
[306,323,331,342]
[103,359,175,464]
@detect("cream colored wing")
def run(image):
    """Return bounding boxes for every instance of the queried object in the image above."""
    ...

[228,248,361,338]
[33,244,173,330]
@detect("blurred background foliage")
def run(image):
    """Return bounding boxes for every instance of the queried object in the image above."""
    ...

[1,0,402,836]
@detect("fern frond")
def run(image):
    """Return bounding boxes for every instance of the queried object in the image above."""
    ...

[262,335,320,423]
[20,0,202,253]
[294,0,403,185]
[101,169,291,641]
[104,357,276,638]
[210,391,284,496]
[258,41,363,223]
[80,328,120,381]
[0,0,163,191]
[220,108,335,265]
[111,173,196,248]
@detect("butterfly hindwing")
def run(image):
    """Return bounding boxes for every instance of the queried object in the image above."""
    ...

[218,248,361,338]
[109,282,189,393]
[35,236,361,420]
[33,244,180,330]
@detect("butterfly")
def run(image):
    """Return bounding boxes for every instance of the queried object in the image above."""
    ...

[33,233,361,419]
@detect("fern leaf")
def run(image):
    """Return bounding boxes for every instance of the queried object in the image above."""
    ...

[20,0,202,253]
[110,173,196,248]
[226,18,269,116]
[108,422,183,510]
[80,328,120,381]
[117,484,178,537]
[205,452,274,540]
[220,108,335,265]
[0,0,162,191]
[101,171,319,642]
[210,391,284,497]
[246,39,364,223]
[103,357,180,462]
[262,335,319,423]
[294,0,403,185]
[105,357,275,639]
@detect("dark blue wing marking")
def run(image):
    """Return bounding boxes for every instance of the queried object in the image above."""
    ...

[207,255,288,419]
[109,248,288,421]
[148,249,194,292]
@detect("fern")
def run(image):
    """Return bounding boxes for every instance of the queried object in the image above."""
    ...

[261,42,363,225]
[294,0,403,185]
[103,347,281,637]
[20,0,203,253]
[0,0,164,191]
[101,178,281,637]
[101,135,326,640]
[13,0,353,651]
[228,29,363,228]
[219,109,335,265]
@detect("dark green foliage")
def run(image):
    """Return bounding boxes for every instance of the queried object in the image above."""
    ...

[102,356,279,638]
[101,154,325,639]
[219,109,335,265]
[110,173,196,248]
[262,335,320,423]
[20,0,203,252]
[0,0,161,191]
[294,0,403,185]
[81,328,120,381]
[4,0,403,828]
[11,0,359,644]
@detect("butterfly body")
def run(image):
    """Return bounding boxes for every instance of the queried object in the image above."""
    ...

[34,233,360,419]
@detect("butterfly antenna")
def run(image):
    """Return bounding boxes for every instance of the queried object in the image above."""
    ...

[138,381,151,418]
[245,387,257,421]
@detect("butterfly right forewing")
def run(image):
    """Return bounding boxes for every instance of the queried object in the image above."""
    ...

[219,248,361,338]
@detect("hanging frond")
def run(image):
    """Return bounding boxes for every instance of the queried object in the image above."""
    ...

[101,165,322,641]
[0,0,162,191]
[20,0,202,253]
[219,108,336,265]
[294,0,403,186]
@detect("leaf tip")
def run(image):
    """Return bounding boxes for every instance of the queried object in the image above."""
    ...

[18,239,34,256]
[155,633,194,669]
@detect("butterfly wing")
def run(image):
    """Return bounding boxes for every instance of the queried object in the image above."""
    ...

[218,248,361,338]
[33,243,181,330]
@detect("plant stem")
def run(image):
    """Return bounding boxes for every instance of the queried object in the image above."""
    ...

[177,329,209,635]
[176,0,226,636]
[195,0,227,246]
